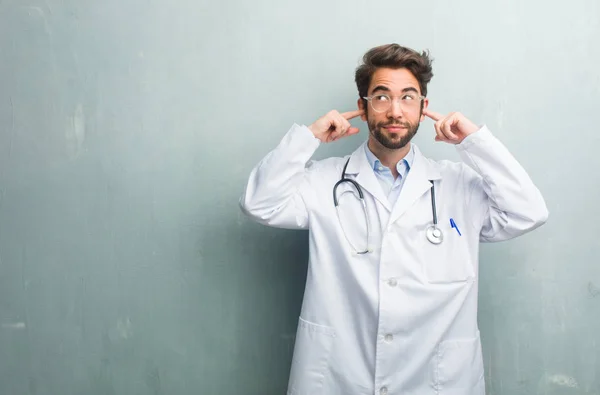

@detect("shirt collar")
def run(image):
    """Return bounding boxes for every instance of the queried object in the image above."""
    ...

[364,142,415,175]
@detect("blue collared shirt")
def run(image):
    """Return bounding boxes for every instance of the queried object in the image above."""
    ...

[364,143,415,205]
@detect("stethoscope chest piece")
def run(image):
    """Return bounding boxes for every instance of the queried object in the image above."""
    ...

[426,225,443,245]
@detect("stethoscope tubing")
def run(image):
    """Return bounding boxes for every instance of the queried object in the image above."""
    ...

[333,157,443,251]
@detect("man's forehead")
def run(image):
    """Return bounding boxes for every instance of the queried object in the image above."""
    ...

[369,68,419,92]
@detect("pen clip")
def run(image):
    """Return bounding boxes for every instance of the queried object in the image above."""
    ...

[450,218,462,236]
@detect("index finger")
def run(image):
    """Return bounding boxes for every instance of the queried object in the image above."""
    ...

[423,109,444,121]
[341,109,364,120]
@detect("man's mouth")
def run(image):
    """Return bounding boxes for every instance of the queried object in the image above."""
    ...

[382,124,408,132]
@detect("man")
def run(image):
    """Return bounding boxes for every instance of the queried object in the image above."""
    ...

[239,44,548,395]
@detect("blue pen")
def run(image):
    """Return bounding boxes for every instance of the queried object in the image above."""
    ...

[450,218,461,236]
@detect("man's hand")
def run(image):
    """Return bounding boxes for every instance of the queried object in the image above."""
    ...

[423,109,480,144]
[309,109,364,143]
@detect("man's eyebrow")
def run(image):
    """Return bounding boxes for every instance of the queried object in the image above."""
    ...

[370,85,420,94]
[401,87,419,94]
[370,85,391,94]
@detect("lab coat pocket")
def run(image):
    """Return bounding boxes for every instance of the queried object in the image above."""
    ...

[433,331,485,395]
[287,317,336,395]
[422,221,474,284]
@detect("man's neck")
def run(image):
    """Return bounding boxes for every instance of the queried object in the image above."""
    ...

[367,138,411,179]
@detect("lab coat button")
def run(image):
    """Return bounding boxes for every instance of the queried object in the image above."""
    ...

[388,278,397,287]
[385,334,393,342]
[380,387,388,395]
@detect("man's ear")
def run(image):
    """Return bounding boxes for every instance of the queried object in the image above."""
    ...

[357,98,367,121]
[420,98,429,122]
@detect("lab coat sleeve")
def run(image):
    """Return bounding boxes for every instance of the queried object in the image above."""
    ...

[456,126,549,242]
[239,123,321,229]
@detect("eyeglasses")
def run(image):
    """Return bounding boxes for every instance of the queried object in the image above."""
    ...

[363,93,425,113]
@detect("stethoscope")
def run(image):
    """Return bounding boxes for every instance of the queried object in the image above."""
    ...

[333,158,443,254]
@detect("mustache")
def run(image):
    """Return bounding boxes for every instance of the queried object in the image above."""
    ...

[378,120,411,128]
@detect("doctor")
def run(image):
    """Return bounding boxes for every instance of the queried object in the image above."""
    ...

[239,43,548,395]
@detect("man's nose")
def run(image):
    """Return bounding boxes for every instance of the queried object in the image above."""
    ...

[387,98,404,118]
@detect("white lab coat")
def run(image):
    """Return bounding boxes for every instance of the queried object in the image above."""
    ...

[239,123,548,395]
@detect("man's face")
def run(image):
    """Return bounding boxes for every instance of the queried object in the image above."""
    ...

[358,67,428,150]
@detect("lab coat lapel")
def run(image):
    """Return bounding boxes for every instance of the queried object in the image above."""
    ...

[389,145,442,225]
[344,143,392,212]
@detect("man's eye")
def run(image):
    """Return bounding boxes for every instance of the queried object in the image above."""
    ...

[402,94,416,100]
[374,95,389,102]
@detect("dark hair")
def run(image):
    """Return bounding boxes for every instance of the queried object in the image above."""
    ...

[355,44,434,99]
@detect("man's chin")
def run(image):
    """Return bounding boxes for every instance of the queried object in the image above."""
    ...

[377,139,408,150]
[377,133,410,150]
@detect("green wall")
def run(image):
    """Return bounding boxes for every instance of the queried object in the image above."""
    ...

[0,0,598,394]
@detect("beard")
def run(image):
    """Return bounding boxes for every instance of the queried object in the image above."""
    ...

[367,113,421,150]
